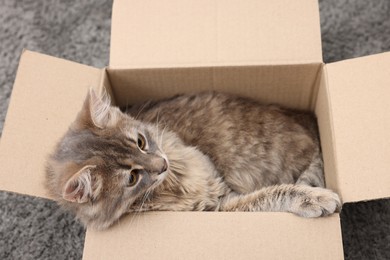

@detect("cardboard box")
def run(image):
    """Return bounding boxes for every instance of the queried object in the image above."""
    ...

[0,0,389,259]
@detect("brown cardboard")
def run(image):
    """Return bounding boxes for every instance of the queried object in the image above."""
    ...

[110,0,323,68]
[83,212,343,260]
[325,53,390,203]
[0,50,102,198]
[315,65,339,196]
[0,50,343,259]
[107,64,321,110]
[1,0,390,259]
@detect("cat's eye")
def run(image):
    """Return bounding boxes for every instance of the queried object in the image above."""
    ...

[128,171,138,186]
[137,134,146,151]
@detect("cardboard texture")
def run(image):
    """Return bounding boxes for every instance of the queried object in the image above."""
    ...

[0,51,102,198]
[83,212,343,260]
[110,0,322,68]
[1,0,389,259]
[315,65,339,197]
[107,64,321,110]
[325,53,390,203]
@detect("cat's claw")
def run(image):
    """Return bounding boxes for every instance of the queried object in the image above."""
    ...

[293,187,341,218]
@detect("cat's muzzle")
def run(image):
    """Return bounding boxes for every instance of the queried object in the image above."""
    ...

[159,159,168,175]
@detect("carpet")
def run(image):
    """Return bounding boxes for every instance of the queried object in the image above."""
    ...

[0,0,389,259]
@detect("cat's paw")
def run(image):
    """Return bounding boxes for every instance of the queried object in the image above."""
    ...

[292,187,341,218]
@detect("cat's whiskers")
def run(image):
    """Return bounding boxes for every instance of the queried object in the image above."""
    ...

[130,205,145,226]
[156,111,161,142]
[128,180,159,229]
[138,188,152,212]
[128,193,148,228]
[134,101,149,120]
[127,204,139,227]
[159,125,168,148]
[134,186,155,230]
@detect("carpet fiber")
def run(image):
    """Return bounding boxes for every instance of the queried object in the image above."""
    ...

[0,0,389,259]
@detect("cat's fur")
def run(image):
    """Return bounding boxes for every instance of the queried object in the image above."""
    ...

[45,89,341,230]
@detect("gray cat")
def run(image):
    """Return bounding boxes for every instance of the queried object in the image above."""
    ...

[45,89,340,230]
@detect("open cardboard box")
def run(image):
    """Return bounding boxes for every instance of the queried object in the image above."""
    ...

[0,0,389,259]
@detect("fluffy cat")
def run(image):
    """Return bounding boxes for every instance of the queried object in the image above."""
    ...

[45,89,341,230]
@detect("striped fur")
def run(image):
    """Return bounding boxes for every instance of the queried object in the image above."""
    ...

[46,90,340,230]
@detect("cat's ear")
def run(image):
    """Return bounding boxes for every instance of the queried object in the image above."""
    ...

[62,165,102,203]
[88,88,120,128]
[73,88,123,130]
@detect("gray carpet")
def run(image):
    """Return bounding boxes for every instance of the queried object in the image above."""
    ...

[0,0,389,259]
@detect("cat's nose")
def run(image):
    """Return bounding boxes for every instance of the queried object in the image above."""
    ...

[159,159,168,175]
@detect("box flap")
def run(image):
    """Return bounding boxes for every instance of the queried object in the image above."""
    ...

[83,212,343,260]
[110,0,322,68]
[325,52,390,203]
[0,50,102,199]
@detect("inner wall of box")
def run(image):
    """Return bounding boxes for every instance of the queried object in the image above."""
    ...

[105,64,321,110]
[99,64,338,192]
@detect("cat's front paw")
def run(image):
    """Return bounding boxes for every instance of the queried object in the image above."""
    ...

[292,187,341,218]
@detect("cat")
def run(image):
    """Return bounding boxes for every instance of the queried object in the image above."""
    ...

[45,89,341,230]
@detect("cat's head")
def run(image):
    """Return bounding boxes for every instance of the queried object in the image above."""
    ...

[46,89,169,230]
